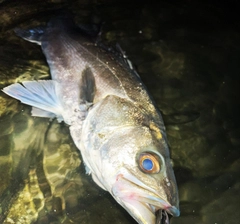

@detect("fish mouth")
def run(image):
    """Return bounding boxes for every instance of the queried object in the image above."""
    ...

[112,172,180,224]
[155,209,171,224]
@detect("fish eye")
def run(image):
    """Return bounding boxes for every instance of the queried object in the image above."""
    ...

[138,153,160,174]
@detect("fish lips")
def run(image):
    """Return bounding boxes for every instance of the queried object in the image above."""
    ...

[111,172,180,224]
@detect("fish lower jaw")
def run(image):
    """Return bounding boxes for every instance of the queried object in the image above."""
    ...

[111,188,176,224]
[144,202,175,219]
[111,171,180,223]
[149,203,180,218]
[136,202,179,224]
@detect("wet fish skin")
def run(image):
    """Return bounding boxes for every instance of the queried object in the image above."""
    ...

[2,14,180,224]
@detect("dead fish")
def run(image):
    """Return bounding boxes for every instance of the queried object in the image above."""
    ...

[2,14,180,224]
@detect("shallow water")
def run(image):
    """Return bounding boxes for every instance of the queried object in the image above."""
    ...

[0,1,239,224]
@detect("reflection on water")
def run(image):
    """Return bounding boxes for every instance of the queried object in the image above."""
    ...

[0,1,239,224]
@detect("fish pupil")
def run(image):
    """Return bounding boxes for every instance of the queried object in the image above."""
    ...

[142,158,153,170]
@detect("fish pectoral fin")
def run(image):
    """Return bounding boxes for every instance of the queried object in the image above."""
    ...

[32,107,63,122]
[2,80,64,121]
[79,67,96,103]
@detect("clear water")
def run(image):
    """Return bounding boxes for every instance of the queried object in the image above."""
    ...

[0,1,239,224]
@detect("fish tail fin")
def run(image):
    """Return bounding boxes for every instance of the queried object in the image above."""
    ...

[2,80,64,122]
[14,26,45,45]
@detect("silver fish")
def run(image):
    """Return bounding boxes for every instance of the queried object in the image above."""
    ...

[2,14,180,224]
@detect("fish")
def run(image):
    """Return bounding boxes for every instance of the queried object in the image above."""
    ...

[2,13,180,224]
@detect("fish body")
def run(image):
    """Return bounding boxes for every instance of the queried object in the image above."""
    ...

[3,14,180,224]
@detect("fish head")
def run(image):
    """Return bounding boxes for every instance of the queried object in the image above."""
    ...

[96,125,180,224]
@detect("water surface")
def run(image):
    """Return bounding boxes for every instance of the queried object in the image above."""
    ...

[0,1,239,224]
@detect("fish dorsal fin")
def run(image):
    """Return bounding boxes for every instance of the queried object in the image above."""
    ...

[2,80,64,121]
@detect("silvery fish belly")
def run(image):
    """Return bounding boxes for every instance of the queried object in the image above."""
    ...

[2,14,180,224]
